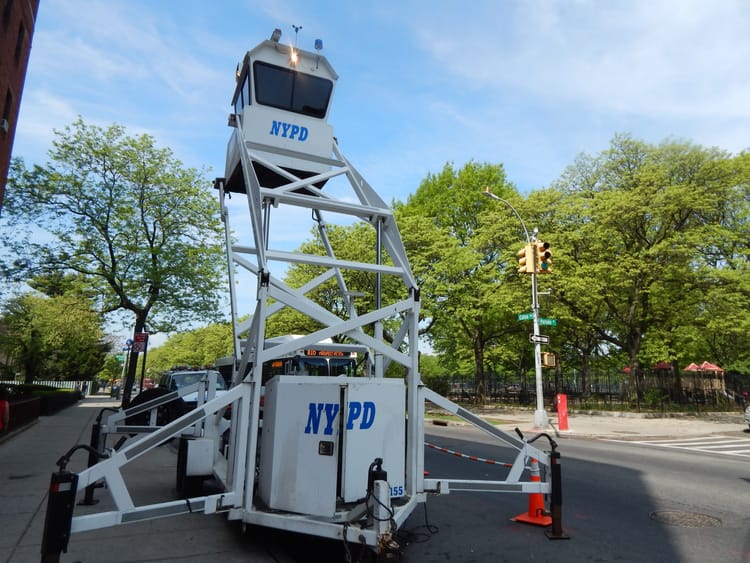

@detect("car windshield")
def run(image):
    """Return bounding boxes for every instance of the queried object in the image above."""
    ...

[171,372,225,391]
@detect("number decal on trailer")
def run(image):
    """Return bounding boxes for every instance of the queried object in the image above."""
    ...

[390,485,404,497]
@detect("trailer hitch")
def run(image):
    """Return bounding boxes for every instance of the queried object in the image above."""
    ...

[79,407,118,506]
[55,443,109,472]
[42,443,112,561]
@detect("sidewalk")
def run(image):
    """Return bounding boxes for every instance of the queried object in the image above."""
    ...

[0,394,287,563]
[440,405,748,439]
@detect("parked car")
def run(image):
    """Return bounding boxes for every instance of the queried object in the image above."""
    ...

[157,369,227,409]
[126,369,229,427]
[744,405,750,430]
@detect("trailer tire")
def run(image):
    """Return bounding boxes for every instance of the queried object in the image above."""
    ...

[176,437,205,497]
[125,388,186,427]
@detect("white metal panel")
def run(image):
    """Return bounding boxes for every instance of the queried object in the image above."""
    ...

[341,379,405,502]
[258,376,340,516]
[186,438,215,476]
[243,105,333,169]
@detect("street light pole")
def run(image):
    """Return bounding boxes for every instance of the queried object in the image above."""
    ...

[483,188,549,428]
[529,244,548,428]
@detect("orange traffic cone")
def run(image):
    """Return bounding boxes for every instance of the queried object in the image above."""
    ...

[512,458,552,526]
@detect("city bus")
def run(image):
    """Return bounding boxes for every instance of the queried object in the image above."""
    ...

[215,335,370,388]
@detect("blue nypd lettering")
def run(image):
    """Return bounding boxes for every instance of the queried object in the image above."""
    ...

[304,401,376,434]
[304,402,339,435]
[346,401,375,430]
[269,120,309,141]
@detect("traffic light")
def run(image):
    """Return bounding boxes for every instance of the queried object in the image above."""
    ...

[517,244,534,274]
[536,241,551,273]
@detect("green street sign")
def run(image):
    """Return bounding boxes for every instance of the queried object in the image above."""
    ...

[538,318,557,326]
[115,354,125,362]
[517,312,534,321]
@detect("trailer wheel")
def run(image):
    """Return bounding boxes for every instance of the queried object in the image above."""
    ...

[176,437,205,497]
[125,388,186,427]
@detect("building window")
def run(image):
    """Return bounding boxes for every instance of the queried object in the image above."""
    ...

[2,89,12,133]
[2,0,12,30]
[3,89,12,121]
[15,21,26,64]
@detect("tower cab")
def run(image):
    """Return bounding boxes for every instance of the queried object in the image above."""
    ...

[224,30,338,193]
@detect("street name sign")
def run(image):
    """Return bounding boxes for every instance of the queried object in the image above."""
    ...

[517,312,534,321]
[538,318,557,326]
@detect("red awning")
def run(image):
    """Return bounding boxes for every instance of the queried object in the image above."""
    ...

[698,361,723,373]
[683,361,723,373]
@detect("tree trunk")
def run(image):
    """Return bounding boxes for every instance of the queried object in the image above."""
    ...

[474,341,485,405]
[580,352,590,396]
[121,317,147,408]
[671,359,683,401]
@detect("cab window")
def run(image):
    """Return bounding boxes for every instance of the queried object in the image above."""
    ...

[253,61,332,118]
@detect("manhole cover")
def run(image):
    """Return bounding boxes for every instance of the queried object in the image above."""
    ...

[650,510,722,528]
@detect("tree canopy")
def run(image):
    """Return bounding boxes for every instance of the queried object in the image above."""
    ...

[0,292,107,382]
[145,322,233,374]
[1,118,226,401]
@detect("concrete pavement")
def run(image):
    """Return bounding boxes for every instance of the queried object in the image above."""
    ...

[0,394,290,563]
[2,394,746,562]
[445,404,749,439]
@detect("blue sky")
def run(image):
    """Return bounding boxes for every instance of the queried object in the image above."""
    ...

[11,0,750,347]
[15,0,750,200]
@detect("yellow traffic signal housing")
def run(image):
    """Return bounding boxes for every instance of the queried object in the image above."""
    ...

[517,244,534,274]
[541,352,556,368]
[536,241,551,273]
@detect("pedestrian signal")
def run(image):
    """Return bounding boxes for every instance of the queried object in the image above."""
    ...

[542,352,556,368]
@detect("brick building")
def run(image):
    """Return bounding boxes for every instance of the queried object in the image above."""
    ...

[0,0,39,211]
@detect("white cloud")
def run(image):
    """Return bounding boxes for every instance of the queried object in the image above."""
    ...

[410,0,750,121]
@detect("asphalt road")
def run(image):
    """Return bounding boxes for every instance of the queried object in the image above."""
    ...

[394,425,750,563]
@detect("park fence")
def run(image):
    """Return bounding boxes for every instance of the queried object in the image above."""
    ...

[0,379,92,396]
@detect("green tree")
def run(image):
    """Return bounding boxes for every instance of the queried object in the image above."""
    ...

[399,161,521,403]
[0,293,107,382]
[550,135,748,402]
[146,323,233,374]
[98,354,125,385]
[2,118,226,403]
[0,296,45,381]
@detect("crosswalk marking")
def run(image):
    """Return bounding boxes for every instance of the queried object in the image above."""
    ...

[607,435,750,459]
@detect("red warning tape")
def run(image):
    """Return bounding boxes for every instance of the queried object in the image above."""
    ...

[425,442,513,468]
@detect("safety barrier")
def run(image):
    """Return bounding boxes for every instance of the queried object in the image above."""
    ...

[425,442,513,468]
